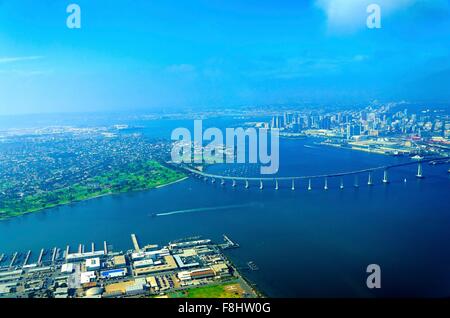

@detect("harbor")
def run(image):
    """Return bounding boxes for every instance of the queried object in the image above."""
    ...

[0,233,259,298]
[0,138,449,298]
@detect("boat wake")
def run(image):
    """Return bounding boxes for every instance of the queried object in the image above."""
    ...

[153,203,259,217]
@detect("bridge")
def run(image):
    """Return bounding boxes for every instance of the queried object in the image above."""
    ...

[179,157,449,190]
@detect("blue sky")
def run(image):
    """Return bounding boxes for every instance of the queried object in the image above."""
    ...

[0,0,449,115]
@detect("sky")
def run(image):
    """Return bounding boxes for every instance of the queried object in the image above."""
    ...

[0,0,449,115]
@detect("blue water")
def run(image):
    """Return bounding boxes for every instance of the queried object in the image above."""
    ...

[0,119,449,298]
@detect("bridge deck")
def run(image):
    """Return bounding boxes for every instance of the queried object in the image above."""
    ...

[182,157,448,181]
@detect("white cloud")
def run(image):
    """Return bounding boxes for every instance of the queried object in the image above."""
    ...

[315,0,417,32]
[0,56,44,64]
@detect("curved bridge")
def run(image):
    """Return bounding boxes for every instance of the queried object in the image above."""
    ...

[179,157,449,189]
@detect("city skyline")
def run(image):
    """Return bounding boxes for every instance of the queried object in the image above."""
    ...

[1,0,450,116]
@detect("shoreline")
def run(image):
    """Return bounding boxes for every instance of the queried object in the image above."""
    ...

[0,176,189,221]
[156,176,189,188]
[317,141,393,156]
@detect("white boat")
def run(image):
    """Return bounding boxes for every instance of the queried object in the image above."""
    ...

[411,155,424,160]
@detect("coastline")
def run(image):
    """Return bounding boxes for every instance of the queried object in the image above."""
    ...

[0,175,188,221]
[317,141,392,156]
[156,176,189,188]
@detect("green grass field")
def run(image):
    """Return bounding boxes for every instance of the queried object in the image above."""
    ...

[0,160,185,219]
[169,282,246,298]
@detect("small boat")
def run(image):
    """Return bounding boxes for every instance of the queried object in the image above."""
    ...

[411,155,424,160]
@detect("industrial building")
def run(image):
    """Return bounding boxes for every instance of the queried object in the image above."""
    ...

[85,258,101,271]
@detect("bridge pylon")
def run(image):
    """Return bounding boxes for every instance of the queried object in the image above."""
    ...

[221,179,225,186]
[232,180,236,187]
[275,180,279,190]
[245,180,249,189]
[383,170,389,184]
[259,180,264,190]
[308,179,312,191]
[416,162,424,178]
[324,178,328,190]
[368,172,373,186]
[292,179,295,191]
[340,178,344,189]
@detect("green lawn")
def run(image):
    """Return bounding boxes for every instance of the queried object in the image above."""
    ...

[169,282,246,298]
[0,160,185,219]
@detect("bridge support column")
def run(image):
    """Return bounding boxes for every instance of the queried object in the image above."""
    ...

[212,178,216,184]
[324,178,328,190]
[232,180,236,187]
[260,180,264,190]
[308,179,312,191]
[340,178,344,189]
[245,180,249,189]
[416,162,424,178]
[291,180,295,191]
[354,175,359,188]
[368,172,373,186]
[221,179,225,186]
[383,170,389,184]
[275,180,279,190]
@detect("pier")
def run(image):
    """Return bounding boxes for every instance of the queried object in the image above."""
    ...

[52,245,58,264]
[23,250,31,267]
[247,261,259,271]
[9,252,17,268]
[220,234,239,249]
[131,234,140,252]
[37,249,44,265]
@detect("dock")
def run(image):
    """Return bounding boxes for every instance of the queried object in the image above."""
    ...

[247,261,259,271]
[219,234,239,250]
[37,249,44,265]
[23,250,31,267]
[53,247,58,263]
[131,234,140,252]
[9,252,17,268]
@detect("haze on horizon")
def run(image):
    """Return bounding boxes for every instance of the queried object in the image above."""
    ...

[0,0,450,116]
